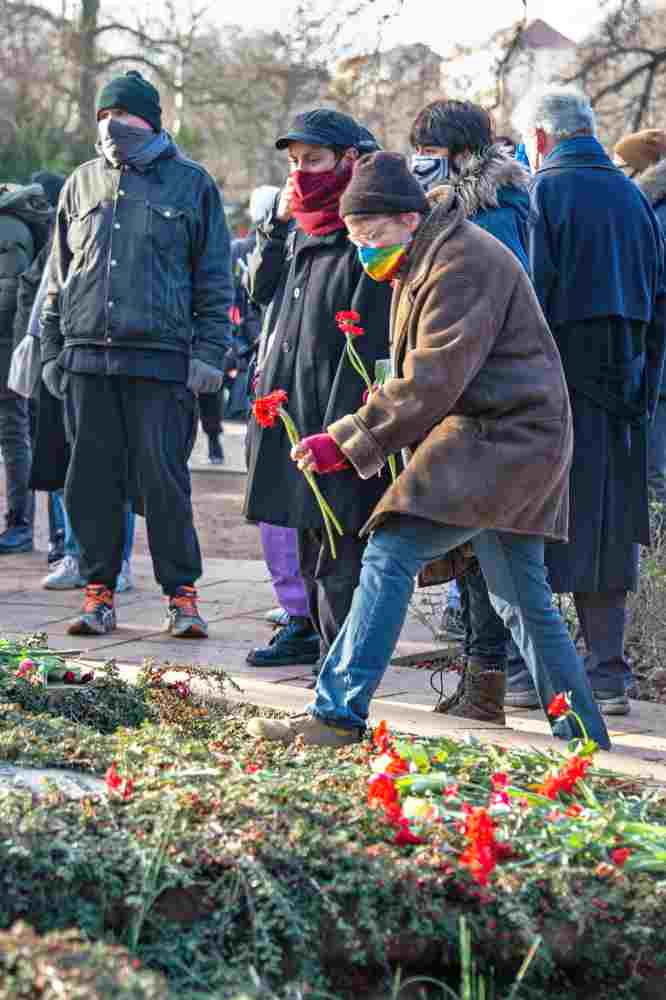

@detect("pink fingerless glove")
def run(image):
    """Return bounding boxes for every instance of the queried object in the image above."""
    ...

[301,433,350,474]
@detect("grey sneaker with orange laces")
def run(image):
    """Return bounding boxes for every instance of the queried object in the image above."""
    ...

[165,585,209,638]
[67,584,116,636]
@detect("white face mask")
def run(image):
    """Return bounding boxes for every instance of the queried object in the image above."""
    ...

[410,154,449,192]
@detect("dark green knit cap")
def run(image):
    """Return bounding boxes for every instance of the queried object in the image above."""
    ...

[96,71,162,132]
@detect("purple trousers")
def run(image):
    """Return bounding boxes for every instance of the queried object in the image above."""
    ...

[259,523,309,618]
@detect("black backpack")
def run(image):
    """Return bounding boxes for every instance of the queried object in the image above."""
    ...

[0,183,51,343]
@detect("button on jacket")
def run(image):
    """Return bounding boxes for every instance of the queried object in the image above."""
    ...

[40,148,232,373]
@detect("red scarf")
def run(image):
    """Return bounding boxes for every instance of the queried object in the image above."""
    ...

[290,163,353,237]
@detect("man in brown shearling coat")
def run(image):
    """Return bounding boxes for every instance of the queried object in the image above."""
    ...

[248,152,610,751]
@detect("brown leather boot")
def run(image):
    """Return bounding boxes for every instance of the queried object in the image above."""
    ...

[433,657,506,724]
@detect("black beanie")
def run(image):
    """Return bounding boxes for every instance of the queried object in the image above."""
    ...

[340,152,429,218]
[96,71,162,132]
[31,170,66,208]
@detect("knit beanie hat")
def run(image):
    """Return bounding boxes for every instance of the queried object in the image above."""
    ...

[614,130,666,173]
[96,71,162,132]
[340,152,429,218]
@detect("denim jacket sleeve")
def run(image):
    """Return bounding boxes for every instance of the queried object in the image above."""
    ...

[40,190,73,364]
[191,180,233,370]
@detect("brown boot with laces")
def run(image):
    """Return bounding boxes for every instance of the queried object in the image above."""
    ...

[433,657,506,725]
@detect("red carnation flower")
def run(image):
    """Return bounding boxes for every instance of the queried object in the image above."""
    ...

[611,847,631,867]
[548,692,572,718]
[105,762,122,792]
[393,817,424,846]
[335,309,360,323]
[253,389,289,428]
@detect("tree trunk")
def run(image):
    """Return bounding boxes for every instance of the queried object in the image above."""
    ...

[77,0,100,142]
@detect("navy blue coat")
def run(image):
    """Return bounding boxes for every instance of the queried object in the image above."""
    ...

[530,137,666,590]
[529,137,664,327]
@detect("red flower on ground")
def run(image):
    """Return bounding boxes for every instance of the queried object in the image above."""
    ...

[368,773,399,810]
[63,671,77,684]
[490,772,509,790]
[105,762,135,800]
[548,692,572,718]
[566,804,583,817]
[459,806,501,886]
[393,817,425,846]
[611,847,631,867]
[373,719,390,753]
[253,389,289,428]
[384,753,409,775]
[535,754,591,799]
[105,762,122,792]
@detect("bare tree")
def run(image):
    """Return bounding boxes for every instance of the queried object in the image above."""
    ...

[563,0,666,143]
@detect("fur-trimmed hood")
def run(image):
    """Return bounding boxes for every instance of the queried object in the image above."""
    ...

[428,144,529,220]
[636,157,666,210]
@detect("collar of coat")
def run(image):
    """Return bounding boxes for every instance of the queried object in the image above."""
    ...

[398,187,466,294]
[636,157,666,209]
[438,143,528,219]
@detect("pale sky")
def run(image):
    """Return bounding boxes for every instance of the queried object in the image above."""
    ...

[214,0,605,50]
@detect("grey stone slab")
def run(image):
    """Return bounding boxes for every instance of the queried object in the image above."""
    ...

[0,764,105,799]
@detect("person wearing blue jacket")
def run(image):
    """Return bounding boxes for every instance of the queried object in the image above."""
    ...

[409,98,532,721]
[512,87,666,716]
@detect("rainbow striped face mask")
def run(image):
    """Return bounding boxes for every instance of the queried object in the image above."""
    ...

[355,240,411,282]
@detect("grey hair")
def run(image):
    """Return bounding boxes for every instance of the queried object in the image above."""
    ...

[512,86,596,139]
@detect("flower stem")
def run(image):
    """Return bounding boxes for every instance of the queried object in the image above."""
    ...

[278,407,344,557]
[388,453,398,484]
[346,337,373,392]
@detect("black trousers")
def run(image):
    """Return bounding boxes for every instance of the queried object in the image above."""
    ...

[198,390,224,437]
[298,528,366,657]
[65,374,202,595]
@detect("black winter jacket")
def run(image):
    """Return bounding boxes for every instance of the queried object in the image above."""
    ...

[41,148,232,369]
[244,209,393,533]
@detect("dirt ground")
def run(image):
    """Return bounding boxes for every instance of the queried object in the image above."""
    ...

[0,423,263,564]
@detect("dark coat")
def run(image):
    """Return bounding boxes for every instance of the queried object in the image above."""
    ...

[41,147,232,371]
[529,136,663,326]
[529,137,666,590]
[244,209,393,533]
[443,143,530,271]
[330,188,573,542]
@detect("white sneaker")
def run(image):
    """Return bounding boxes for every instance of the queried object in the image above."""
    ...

[115,560,134,593]
[42,555,85,590]
[264,607,290,626]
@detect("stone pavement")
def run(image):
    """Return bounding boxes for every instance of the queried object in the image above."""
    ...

[2,549,666,782]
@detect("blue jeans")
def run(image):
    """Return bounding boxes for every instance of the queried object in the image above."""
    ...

[52,491,135,564]
[648,397,666,508]
[310,517,610,750]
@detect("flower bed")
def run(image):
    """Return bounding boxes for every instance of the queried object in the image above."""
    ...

[1,644,666,998]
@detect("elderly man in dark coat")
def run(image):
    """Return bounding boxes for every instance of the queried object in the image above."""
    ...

[514,87,666,716]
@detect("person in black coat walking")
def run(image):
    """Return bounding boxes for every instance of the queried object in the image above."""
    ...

[244,109,392,669]
[514,86,666,716]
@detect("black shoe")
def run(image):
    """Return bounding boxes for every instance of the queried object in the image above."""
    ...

[48,529,65,565]
[247,618,320,667]
[208,435,225,465]
[589,659,631,716]
[0,512,33,555]
[438,606,465,642]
